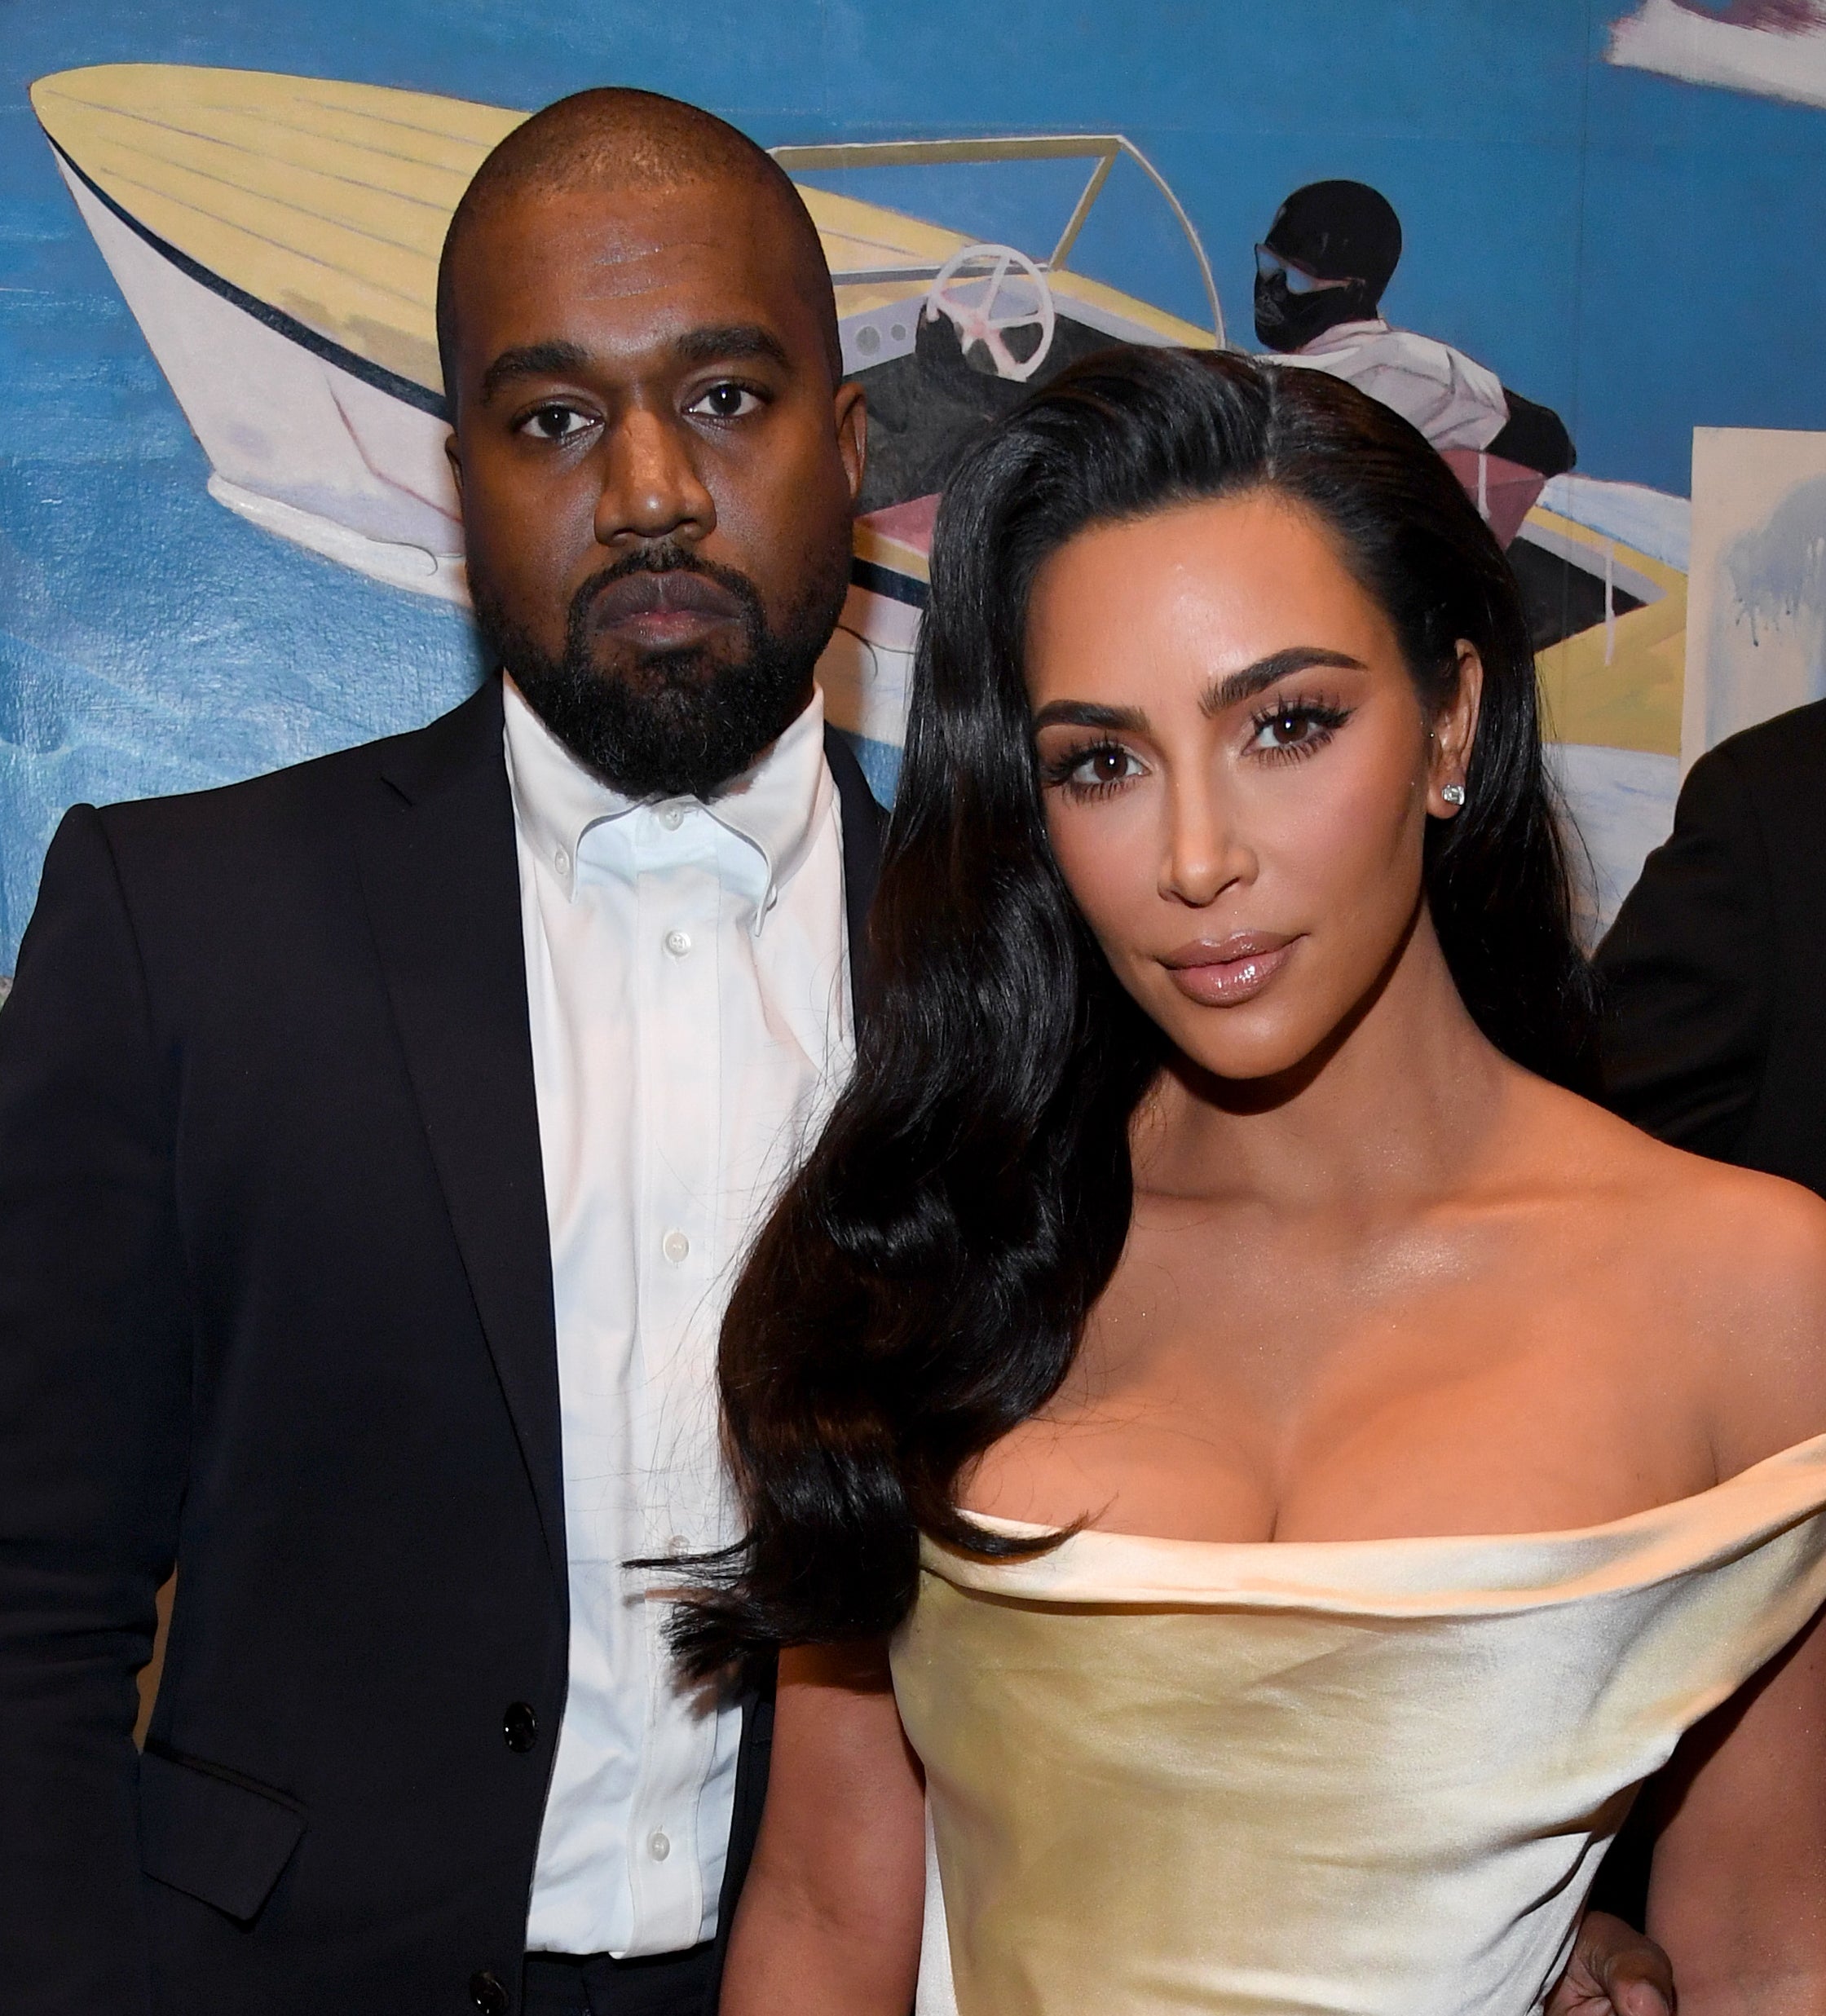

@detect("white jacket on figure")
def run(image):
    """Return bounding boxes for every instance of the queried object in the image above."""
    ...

[1275,316,1510,453]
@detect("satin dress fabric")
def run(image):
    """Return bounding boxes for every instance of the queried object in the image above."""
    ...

[892,1435,1826,2016]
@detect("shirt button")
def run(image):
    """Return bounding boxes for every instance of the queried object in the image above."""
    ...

[470,1971,509,2015]
[658,805,685,831]
[502,1701,537,1753]
[662,1229,690,1264]
[553,847,570,876]
[649,1829,672,1862]
[664,929,692,958]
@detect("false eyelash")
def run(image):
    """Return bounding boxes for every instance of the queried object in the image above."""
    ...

[1248,695,1352,761]
[1039,739,1130,788]
[1249,695,1352,736]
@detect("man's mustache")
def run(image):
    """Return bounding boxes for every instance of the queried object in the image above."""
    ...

[570,545,761,636]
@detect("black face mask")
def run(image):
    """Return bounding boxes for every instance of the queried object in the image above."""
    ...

[1253,272,1372,354]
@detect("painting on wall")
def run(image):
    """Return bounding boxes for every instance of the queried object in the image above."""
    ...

[1609,0,1826,111]
[1685,427,1826,764]
[4,1,1825,972]
[29,63,1223,770]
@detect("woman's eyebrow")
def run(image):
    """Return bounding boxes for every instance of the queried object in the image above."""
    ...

[1030,699,1149,733]
[1202,647,1366,715]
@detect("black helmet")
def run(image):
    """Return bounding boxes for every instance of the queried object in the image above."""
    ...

[1262,180,1402,302]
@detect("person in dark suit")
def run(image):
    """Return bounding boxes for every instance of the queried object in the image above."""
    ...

[1597,699,1826,1194]
[1593,701,1826,1943]
[0,89,876,2016]
[0,81,1677,2016]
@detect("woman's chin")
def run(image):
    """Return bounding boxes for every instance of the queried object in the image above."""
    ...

[1164,1021,1328,1095]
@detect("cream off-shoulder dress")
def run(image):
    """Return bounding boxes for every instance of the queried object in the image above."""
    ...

[893,1434,1826,2016]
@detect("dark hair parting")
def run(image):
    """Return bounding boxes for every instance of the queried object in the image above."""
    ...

[672,346,1596,1674]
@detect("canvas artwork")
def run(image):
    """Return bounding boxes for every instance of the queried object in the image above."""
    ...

[1685,427,1826,766]
[1610,0,1826,111]
[3,2,1824,971]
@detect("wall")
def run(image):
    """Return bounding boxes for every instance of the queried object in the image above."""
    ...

[5,0,1826,971]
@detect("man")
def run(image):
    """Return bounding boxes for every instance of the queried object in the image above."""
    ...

[0,89,874,2015]
[1599,699,1826,1195]
[0,84,1671,2016]
[1255,178,1576,478]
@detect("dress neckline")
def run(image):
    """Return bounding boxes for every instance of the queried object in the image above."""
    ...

[924,1431,1826,1617]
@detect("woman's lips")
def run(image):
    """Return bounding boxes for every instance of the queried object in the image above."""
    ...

[1159,932,1298,1007]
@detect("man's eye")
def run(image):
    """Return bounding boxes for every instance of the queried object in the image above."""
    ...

[687,383,763,421]
[520,404,593,442]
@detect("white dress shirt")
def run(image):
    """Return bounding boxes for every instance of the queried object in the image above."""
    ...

[503,676,853,1957]
[1276,316,1510,452]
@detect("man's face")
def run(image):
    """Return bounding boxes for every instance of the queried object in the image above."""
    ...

[444,175,866,797]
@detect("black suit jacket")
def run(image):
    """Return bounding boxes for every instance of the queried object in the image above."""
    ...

[0,677,883,2014]
[1595,698,1826,1197]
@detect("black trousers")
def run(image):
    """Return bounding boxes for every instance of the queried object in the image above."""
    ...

[523,1943,717,2016]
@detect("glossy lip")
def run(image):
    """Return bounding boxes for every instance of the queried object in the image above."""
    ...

[1159,931,1299,1008]
[586,567,746,649]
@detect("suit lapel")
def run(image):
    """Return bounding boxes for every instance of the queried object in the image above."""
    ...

[355,678,566,1592]
[351,700,882,1599]
[823,726,885,1026]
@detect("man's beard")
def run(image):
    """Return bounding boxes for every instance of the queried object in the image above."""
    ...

[474,540,848,801]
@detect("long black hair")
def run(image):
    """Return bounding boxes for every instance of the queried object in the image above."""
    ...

[673,347,1594,1672]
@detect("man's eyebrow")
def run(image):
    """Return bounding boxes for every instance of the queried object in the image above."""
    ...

[672,323,792,372]
[1030,699,1150,734]
[1202,647,1366,715]
[479,339,593,406]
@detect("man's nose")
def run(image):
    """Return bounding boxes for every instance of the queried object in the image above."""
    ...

[594,406,717,549]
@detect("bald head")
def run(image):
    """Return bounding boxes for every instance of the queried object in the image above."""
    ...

[436,86,841,401]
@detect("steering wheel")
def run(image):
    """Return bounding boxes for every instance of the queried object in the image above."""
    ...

[924,241,1056,383]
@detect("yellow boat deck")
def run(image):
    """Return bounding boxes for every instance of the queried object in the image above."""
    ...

[30,63,1209,399]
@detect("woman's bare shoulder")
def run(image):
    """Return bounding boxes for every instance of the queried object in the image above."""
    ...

[1524,1079,1826,1471]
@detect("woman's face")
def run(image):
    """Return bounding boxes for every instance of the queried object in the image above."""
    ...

[1025,490,1479,1084]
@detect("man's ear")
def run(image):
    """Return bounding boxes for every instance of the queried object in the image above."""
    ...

[1427,641,1484,818]
[834,380,867,508]
[443,430,464,501]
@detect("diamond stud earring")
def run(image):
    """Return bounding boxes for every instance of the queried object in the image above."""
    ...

[1441,783,1467,806]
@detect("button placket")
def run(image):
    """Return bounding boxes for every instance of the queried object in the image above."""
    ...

[624,822,720,1947]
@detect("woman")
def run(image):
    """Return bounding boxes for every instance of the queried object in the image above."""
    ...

[682,350,1826,2014]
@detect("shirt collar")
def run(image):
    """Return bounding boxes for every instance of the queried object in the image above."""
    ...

[501,674,831,930]
[1296,316,1391,354]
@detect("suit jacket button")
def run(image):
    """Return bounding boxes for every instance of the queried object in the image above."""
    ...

[503,1701,538,1753]
[470,1970,509,2014]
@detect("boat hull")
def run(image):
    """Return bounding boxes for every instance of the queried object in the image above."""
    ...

[55,152,469,602]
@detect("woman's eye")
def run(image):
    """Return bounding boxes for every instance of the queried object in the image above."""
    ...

[520,404,593,442]
[1047,743,1145,794]
[1247,700,1348,757]
[688,383,762,420]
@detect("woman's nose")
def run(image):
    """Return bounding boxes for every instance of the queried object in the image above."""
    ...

[594,407,717,549]
[1161,785,1255,907]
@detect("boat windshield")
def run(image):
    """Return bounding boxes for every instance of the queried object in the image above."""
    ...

[773,135,1224,349]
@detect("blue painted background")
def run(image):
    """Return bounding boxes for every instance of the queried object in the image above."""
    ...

[2,0,1824,968]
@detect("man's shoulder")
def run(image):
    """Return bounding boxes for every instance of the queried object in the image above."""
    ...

[1697,697,1826,800]
[95,680,501,858]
